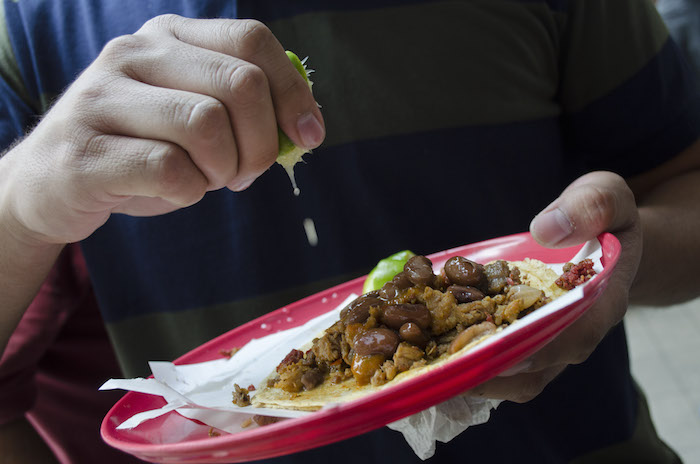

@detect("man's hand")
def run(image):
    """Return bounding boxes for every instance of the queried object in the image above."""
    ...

[0,14,325,245]
[469,171,642,402]
[0,14,325,357]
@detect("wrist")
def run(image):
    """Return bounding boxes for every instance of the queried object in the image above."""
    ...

[0,145,62,252]
[0,145,64,357]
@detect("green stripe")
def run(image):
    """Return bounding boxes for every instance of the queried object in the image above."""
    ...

[268,1,564,148]
[0,0,38,113]
[267,0,669,146]
[559,0,668,113]
[106,270,362,376]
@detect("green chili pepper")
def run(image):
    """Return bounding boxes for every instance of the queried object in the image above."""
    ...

[362,250,416,294]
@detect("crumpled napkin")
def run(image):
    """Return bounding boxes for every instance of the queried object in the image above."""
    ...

[387,396,502,459]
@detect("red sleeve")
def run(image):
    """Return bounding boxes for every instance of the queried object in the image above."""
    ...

[0,244,91,425]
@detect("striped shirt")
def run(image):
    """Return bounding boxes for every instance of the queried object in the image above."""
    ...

[0,0,696,462]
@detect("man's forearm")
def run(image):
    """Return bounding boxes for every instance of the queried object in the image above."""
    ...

[0,157,63,356]
[631,168,700,306]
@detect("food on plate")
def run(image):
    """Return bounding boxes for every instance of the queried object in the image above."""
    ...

[232,383,252,407]
[252,254,595,411]
[555,259,596,290]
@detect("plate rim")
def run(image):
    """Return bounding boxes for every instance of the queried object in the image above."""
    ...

[101,231,621,460]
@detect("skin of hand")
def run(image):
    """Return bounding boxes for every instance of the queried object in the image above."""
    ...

[0,15,324,356]
[1,14,325,246]
[469,139,700,403]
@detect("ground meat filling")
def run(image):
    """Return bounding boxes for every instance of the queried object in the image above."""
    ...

[556,259,596,290]
[232,383,251,407]
[269,256,592,393]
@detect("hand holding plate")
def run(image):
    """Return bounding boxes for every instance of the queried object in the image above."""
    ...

[468,171,641,403]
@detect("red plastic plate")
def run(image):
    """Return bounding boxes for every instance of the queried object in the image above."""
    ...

[101,232,621,463]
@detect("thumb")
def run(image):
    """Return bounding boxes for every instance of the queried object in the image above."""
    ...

[530,171,638,248]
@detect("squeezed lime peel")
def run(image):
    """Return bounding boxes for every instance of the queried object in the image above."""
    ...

[277,51,314,196]
[362,250,416,294]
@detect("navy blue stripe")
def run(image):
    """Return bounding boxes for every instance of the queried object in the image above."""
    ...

[82,117,571,324]
[0,74,35,145]
[563,38,700,178]
[3,0,239,102]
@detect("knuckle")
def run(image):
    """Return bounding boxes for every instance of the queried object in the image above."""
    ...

[72,84,103,109]
[250,146,278,172]
[147,144,188,192]
[242,142,279,175]
[570,351,591,366]
[570,343,597,365]
[64,131,108,175]
[228,64,269,108]
[230,20,274,58]
[64,74,122,131]
[80,132,110,161]
[511,379,546,404]
[100,34,145,64]
[146,144,205,203]
[579,185,618,230]
[70,84,109,123]
[182,98,229,141]
[278,73,311,100]
[514,390,541,404]
[140,14,181,34]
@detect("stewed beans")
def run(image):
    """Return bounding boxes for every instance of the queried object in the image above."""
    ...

[378,271,413,300]
[446,285,485,303]
[444,256,486,288]
[380,303,431,330]
[340,295,382,324]
[353,328,400,357]
[399,322,429,346]
[404,255,436,287]
[270,253,567,393]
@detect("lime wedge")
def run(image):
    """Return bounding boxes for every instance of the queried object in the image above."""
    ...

[277,51,314,194]
[286,51,309,84]
[277,51,313,165]
[362,250,416,294]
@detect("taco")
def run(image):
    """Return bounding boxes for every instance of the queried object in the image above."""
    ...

[252,254,594,411]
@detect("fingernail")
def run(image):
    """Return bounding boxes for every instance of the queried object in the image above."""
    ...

[531,208,574,245]
[297,113,324,148]
[230,177,254,192]
[498,360,532,377]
